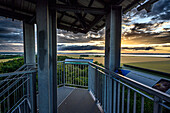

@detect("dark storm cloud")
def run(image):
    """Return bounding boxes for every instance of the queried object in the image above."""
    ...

[128,22,165,34]
[58,45,104,51]
[132,23,153,30]
[57,29,104,43]
[0,44,23,51]
[151,11,170,21]
[58,45,156,51]
[0,17,23,44]
[123,0,170,25]
[0,17,23,51]
[151,0,170,15]
[0,17,22,28]
[122,47,155,51]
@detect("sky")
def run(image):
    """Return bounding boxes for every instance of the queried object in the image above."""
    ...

[0,0,170,54]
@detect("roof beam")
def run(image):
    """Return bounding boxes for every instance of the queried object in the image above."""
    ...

[50,4,107,15]
[74,13,87,28]
[67,0,87,29]
[137,0,159,12]
[58,12,66,23]
[70,0,94,29]
[84,15,104,33]
[25,0,37,4]
[57,11,91,24]
[0,7,34,23]
[123,0,140,13]
[58,20,82,28]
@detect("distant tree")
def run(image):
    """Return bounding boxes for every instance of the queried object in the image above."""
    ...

[93,61,104,67]
[80,55,89,57]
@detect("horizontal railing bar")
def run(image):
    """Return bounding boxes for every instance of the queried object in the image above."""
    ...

[10,98,27,113]
[58,84,64,87]
[159,103,170,110]
[64,61,89,63]
[115,78,154,100]
[15,64,27,72]
[0,78,29,103]
[0,66,28,87]
[65,84,88,88]
[0,70,37,77]
[0,68,31,91]
[88,62,170,102]
[0,73,27,96]
[0,76,28,82]
[7,95,26,113]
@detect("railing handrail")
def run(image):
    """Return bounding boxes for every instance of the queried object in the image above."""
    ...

[88,62,170,102]
[0,70,37,78]
[58,61,90,63]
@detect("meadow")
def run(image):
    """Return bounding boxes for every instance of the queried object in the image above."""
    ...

[0,55,22,63]
[58,54,170,74]
[1,54,170,74]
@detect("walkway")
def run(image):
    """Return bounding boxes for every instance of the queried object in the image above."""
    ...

[57,86,102,113]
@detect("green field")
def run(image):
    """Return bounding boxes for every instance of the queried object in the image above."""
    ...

[126,60,170,74]
[1,54,170,74]
[59,54,170,74]
[0,55,23,63]
[0,58,19,63]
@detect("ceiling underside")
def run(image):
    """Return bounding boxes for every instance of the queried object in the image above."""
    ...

[0,0,157,33]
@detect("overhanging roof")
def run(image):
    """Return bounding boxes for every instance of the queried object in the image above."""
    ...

[0,0,157,33]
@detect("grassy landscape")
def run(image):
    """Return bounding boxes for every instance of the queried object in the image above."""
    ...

[126,60,170,74]
[0,58,21,63]
[1,54,170,74]
[58,54,170,74]
[0,55,23,63]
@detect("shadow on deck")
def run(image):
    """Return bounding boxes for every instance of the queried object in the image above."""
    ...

[57,86,102,113]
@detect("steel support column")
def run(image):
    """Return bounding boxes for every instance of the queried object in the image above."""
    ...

[105,6,122,113]
[23,22,36,113]
[36,0,57,113]
[109,6,122,71]
[23,22,35,64]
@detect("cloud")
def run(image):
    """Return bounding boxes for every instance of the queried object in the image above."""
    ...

[0,17,22,28]
[0,0,169,53]
[122,47,155,51]
[151,0,170,15]
[58,45,104,51]
[0,44,23,52]
[58,45,156,51]
[57,29,104,43]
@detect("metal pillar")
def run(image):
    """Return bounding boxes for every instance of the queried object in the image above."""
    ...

[36,0,57,113]
[105,6,122,113]
[109,6,122,71]
[105,11,111,113]
[23,22,36,113]
[23,22,35,64]
[105,13,110,70]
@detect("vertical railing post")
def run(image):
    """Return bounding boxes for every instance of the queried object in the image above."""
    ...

[95,66,98,101]
[88,64,91,91]
[104,74,107,112]
[29,71,37,113]
[63,61,65,86]
[153,96,162,113]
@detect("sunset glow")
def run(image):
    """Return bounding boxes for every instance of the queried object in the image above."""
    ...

[0,0,169,54]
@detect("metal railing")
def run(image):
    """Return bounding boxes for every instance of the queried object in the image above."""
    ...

[0,61,170,113]
[57,61,88,88]
[57,61,170,113]
[0,64,37,113]
[88,62,170,113]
